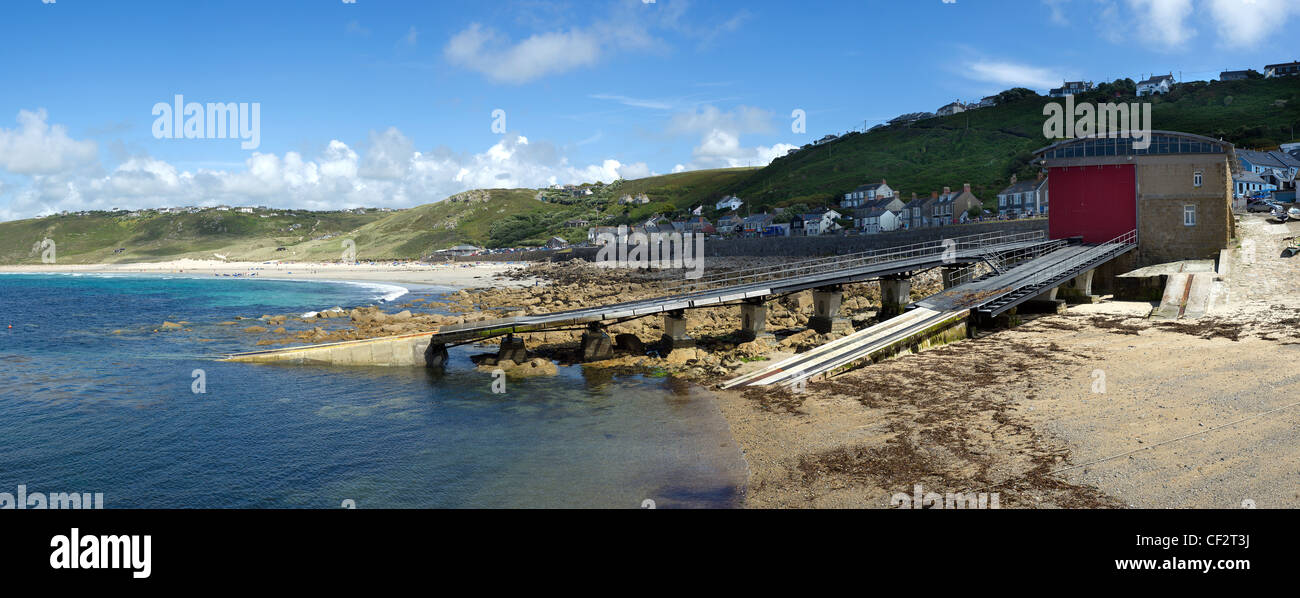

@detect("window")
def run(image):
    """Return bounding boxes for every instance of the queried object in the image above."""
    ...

[1193,171,1203,187]
[1183,204,1196,226]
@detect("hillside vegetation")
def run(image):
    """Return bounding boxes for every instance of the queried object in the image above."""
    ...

[2,77,1295,263]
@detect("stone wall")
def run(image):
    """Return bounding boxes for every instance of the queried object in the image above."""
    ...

[1136,158,1234,264]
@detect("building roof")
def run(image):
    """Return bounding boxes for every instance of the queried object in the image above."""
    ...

[1138,74,1174,86]
[1265,61,1300,69]
[743,213,774,225]
[1238,149,1300,169]
[999,177,1048,195]
[851,182,888,192]
[1220,70,1251,77]
[862,196,901,210]
[1034,130,1233,159]
[1234,171,1266,184]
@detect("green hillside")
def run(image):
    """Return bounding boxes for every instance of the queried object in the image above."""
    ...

[0,208,384,265]
[731,77,1300,211]
[2,77,1295,263]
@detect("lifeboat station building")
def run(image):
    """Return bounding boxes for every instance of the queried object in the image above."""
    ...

[1034,131,1236,267]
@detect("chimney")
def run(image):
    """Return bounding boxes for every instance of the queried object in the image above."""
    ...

[1037,171,1045,181]
[942,186,951,195]
[881,179,887,185]
[1009,174,1018,185]
[931,191,940,199]
[963,183,971,193]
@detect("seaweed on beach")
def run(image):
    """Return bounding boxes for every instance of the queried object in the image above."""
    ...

[743,386,808,415]
[1087,315,1146,335]
[1157,320,1244,342]
[783,332,1122,508]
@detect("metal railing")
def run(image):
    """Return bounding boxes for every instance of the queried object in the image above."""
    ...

[978,229,1137,313]
[662,230,1048,293]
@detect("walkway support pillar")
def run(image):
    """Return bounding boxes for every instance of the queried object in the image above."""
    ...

[661,310,695,349]
[878,275,912,318]
[1057,268,1098,304]
[808,285,852,334]
[424,342,449,369]
[941,265,972,290]
[738,300,773,342]
[497,334,528,363]
[581,323,614,361]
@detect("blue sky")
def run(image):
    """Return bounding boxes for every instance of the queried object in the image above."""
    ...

[0,0,1295,220]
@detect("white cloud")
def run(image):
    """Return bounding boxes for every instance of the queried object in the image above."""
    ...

[444,23,601,84]
[963,60,1065,91]
[0,111,669,221]
[0,109,98,175]
[1208,0,1299,48]
[1043,0,1070,25]
[615,162,651,180]
[1127,0,1195,48]
[668,105,774,136]
[665,105,794,170]
[588,94,675,110]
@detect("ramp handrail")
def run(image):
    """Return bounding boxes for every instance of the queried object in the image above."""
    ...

[662,230,1047,292]
[1018,229,1136,290]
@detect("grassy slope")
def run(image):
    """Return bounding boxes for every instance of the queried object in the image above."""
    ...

[2,79,1294,263]
[0,210,383,264]
[733,77,1300,211]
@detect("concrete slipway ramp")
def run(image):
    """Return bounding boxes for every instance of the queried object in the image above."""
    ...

[720,307,970,390]
[223,332,435,366]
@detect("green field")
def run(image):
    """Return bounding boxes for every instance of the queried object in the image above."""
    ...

[2,77,1296,264]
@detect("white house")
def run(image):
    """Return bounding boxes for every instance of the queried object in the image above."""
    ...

[715,195,743,212]
[1137,74,1174,96]
[859,208,901,234]
[936,101,966,117]
[1049,81,1095,97]
[841,180,895,208]
[799,210,842,236]
[997,174,1050,217]
[1264,61,1300,78]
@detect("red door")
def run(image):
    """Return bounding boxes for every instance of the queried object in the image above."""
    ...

[1047,164,1136,243]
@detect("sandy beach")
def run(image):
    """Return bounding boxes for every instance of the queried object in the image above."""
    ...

[0,259,535,288]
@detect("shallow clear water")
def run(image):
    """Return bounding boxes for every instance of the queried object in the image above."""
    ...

[0,274,745,508]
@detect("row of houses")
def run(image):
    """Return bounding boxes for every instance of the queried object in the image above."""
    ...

[834,174,1050,234]
[1232,148,1300,198]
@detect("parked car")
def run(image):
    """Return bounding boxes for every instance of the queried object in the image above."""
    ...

[1247,200,1277,212]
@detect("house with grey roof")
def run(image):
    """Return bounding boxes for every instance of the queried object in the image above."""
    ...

[1137,74,1175,96]
[997,174,1049,218]
[1049,81,1094,97]
[1233,171,1274,198]
[929,184,982,225]
[1265,61,1300,78]
[1238,149,1300,187]
[936,102,966,117]
[1219,70,1252,81]
[841,179,895,209]
[855,207,901,234]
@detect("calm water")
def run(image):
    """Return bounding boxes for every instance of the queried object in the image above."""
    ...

[0,273,746,508]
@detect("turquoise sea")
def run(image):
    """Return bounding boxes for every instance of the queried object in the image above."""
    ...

[0,273,746,508]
